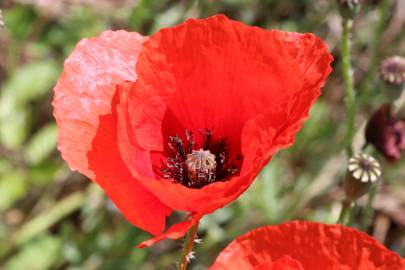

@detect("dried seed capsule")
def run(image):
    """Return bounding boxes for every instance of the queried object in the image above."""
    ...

[185,149,217,188]
[344,153,381,201]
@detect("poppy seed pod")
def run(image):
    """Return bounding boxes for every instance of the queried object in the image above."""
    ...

[340,0,365,6]
[337,0,364,18]
[380,56,405,85]
[185,149,217,188]
[344,153,381,201]
[365,104,405,161]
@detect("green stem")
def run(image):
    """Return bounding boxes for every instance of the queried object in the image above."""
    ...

[178,222,199,270]
[346,201,356,226]
[359,0,392,103]
[360,184,377,230]
[337,200,353,225]
[393,85,405,113]
[341,17,356,157]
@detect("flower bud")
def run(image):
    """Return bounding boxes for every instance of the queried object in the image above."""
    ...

[344,153,381,201]
[380,56,405,85]
[365,104,405,161]
[340,0,365,6]
[337,0,364,18]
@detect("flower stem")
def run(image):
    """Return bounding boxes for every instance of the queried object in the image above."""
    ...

[393,85,405,113]
[360,184,377,230]
[178,222,199,270]
[337,199,353,225]
[341,17,356,157]
[359,0,391,103]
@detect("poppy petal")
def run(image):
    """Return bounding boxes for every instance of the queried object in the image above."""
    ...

[256,256,304,270]
[117,15,332,213]
[124,15,306,153]
[133,104,314,215]
[116,81,161,178]
[53,30,145,178]
[136,213,202,248]
[210,221,405,270]
[88,91,171,235]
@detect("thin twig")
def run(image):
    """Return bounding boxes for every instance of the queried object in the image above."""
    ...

[178,222,199,270]
[337,199,353,224]
[359,0,392,103]
[341,17,356,157]
[360,184,378,230]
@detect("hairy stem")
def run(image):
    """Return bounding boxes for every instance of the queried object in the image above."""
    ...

[179,222,199,270]
[359,0,392,103]
[360,184,378,230]
[393,85,405,113]
[341,17,356,157]
[337,199,353,225]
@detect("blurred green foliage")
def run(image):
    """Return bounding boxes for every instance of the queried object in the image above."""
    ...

[0,0,404,269]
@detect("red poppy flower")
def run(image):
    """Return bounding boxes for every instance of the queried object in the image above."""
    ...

[53,15,333,247]
[210,221,405,270]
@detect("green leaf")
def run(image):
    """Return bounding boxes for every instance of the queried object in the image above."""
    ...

[238,158,285,223]
[0,158,13,175]
[0,105,31,149]
[0,170,27,211]
[4,235,62,270]
[0,61,59,148]
[1,61,59,103]
[29,161,67,186]
[2,7,36,41]
[25,123,58,165]
[12,191,85,246]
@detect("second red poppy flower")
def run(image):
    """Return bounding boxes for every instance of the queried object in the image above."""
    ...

[210,221,405,270]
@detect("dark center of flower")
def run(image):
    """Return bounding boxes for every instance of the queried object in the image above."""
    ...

[156,129,242,188]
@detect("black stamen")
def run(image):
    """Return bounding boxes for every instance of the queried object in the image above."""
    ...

[186,130,195,153]
[202,129,212,150]
[168,135,187,161]
[216,153,243,179]
[157,129,243,188]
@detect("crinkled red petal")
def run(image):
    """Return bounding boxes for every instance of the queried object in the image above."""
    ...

[256,256,304,270]
[117,15,333,213]
[210,221,405,270]
[88,91,171,235]
[136,213,202,248]
[53,30,172,235]
[53,30,145,178]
